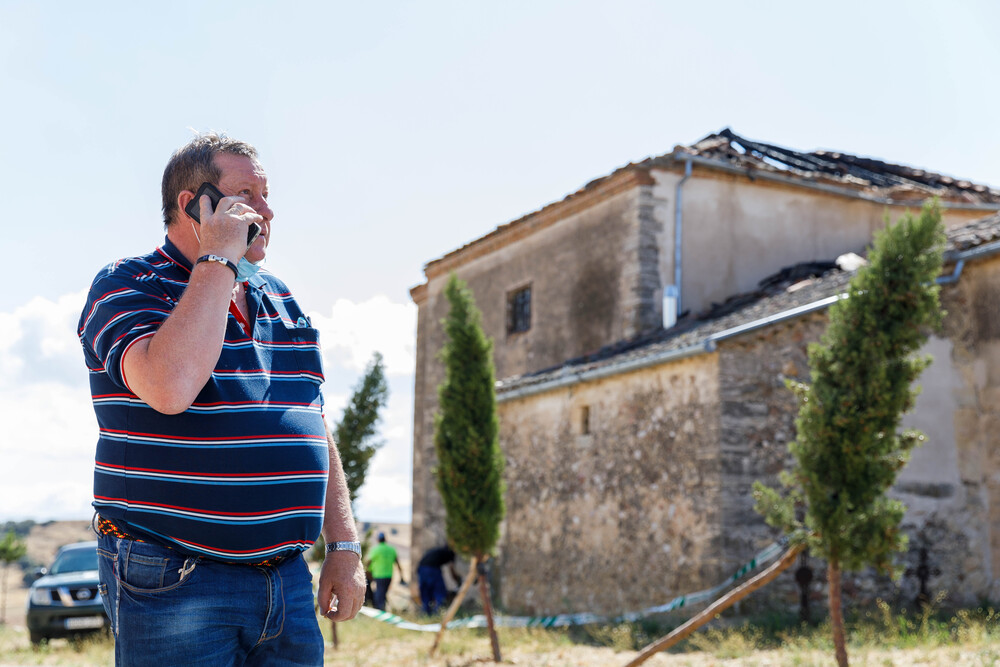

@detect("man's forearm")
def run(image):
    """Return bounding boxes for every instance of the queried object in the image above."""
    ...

[317,428,367,620]
[122,263,237,413]
[323,430,359,543]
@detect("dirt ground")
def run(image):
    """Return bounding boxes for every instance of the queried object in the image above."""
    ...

[322,645,1000,666]
[7,523,1000,665]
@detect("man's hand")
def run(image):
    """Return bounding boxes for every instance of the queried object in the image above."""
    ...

[198,194,263,263]
[317,552,366,621]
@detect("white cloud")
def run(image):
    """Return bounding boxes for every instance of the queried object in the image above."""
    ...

[0,291,97,521]
[0,290,417,526]
[312,296,416,523]
[308,295,416,377]
[354,469,413,523]
[0,382,98,521]
[0,290,88,389]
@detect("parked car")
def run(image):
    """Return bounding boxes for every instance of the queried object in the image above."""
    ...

[26,541,107,644]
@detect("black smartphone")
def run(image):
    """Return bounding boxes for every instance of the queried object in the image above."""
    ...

[184,182,262,248]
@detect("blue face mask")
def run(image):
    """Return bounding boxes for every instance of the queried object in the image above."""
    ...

[235,257,262,282]
[190,221,262,283]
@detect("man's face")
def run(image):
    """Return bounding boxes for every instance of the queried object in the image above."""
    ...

[214,152,273,264]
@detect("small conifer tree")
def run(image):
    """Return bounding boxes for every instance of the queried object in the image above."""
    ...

[754,201,946,667]
[433,274,505,660]
[0,530,27,624]
[334,352,389,507]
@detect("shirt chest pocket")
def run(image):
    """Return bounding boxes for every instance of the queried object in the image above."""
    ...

[284,325,326,384]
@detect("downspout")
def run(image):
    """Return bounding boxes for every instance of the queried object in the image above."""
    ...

[936,239,1000,284]
[936,259,965,285]
[665,158,692,327]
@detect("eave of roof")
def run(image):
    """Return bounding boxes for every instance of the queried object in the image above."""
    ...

[495,213,1000,402]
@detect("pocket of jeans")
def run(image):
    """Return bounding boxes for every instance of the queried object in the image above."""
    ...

[97,546,117,565]
[119,546,195,594]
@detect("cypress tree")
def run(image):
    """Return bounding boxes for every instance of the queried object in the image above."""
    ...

[334,352,389,507]
[433,273,505,660]
[754,201,946,667]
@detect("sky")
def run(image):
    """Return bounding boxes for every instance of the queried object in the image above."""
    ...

[2,0,999,525]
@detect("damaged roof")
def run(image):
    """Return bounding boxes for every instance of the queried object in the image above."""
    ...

[496,213,1000,398]
[946,212,1000,250]
[664,128,1000,205]
[420,129,1000,283]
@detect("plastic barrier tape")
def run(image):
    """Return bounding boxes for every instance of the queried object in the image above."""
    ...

[358,539,786,632]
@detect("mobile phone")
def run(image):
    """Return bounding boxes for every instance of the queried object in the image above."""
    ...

[185,182,262,248]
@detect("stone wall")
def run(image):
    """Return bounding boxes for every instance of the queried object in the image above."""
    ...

[495,354,722,615]
[411,188,648,570]
[716,314,829,606]
[415,259,1000,615]
[892,257,1000,606]
[710,259,1000,612]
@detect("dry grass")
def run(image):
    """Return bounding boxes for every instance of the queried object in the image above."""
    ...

[3,605,1000,667]
[5,524,1000,665]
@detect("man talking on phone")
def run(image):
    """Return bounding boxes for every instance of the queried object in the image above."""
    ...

[78,132,364,666]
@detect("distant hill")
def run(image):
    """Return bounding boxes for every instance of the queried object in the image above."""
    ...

[22,520,94,569]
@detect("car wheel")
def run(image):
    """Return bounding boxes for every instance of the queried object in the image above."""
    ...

[29,629,46,645]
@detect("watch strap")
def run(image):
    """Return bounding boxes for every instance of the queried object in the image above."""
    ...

[325,541,362,558]
[196,254,239,278]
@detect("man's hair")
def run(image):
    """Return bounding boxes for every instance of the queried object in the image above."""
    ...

[161,132,260,227]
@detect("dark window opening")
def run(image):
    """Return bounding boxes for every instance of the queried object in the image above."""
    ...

[581,405,591,435]
[507,285,531,334]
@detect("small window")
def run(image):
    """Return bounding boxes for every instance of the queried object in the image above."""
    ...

[580,405,591,435]
[506,285,532,334]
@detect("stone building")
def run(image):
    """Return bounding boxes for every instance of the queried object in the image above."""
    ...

[409,129,1000,615]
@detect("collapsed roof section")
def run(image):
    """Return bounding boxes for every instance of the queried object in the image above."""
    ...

[670,128,1000,205]
[418,129,1000,286]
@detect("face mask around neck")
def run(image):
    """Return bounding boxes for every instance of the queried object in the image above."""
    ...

[235,257,262,282]
[190,222,262,282]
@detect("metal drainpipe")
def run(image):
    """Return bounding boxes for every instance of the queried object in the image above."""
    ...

[673,158,693,319]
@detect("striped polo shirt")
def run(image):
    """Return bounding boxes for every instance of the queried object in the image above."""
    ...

[78,238,329,562]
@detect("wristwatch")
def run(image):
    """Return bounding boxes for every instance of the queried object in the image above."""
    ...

[325,541,362,558]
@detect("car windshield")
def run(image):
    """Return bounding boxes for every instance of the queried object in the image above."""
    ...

[50,547,98,575]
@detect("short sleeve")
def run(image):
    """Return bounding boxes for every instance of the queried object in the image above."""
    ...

[78,268,175,390]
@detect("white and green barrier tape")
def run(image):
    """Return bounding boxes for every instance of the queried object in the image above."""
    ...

[358,539,787,632]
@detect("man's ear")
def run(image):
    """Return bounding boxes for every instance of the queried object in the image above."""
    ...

[177,190,197,223]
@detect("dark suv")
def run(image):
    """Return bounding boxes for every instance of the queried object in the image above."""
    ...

[26,540,107,644]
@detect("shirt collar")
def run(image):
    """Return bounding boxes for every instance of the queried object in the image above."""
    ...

[159,236,194,273]
[159,236,266,293]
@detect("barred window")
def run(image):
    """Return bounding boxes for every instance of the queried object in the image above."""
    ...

[506,285,532,335]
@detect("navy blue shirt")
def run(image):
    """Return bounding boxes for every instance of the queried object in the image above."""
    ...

[79,239,329,562]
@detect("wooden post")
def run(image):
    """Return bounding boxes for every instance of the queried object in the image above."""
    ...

[477,557,501,662]
[623,544,804,667]
[430,555,479,657]
[829,560,849,667]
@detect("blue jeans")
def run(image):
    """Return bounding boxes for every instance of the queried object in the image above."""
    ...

[418,566,447,615]
[97,533,323,666]
[372,577,391,610]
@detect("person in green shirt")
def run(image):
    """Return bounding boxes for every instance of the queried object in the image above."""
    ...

[365,532,406,610]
